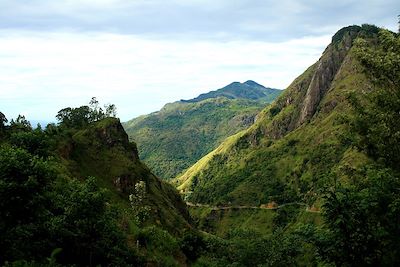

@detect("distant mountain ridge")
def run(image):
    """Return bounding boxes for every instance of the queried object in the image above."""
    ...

[180,80,281,103]
[123,81,281,180]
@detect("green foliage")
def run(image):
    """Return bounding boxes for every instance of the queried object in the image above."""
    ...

[175,25,386,207]
[0,110,191,266]
[331,24,379,43]
[314,28,400,267]
[49,177,136,266]
[136,226,180,266]
[317,167,400,266]
[9,129,49,156]
[0,145,136,265]
[0,146,55,262]
[351,29,400,170]
[56,97,117,129]
[179,230,205,262]
[129,181,151,225]
[9,115,32,132]
[194,228,306,267]
[56,106,91,128]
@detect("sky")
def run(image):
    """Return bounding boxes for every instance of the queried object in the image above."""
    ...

[0,0,398,122]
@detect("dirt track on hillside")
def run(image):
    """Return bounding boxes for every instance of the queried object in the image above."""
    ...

[186,202,321,213]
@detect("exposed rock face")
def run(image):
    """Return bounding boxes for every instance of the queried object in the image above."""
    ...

[98,123,125,146]
[258,27,363,141]
[229,114,256,128]
[113,175,135,193]
[299,29,359,125]
[95,119,140,160]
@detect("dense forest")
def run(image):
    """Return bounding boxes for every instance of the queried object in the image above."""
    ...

[1,24,399,266]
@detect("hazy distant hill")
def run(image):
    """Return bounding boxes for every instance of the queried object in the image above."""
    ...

[123,81,281,179]
[180,80,281,103]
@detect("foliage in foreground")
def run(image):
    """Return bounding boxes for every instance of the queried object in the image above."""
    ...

[0,144,136,266]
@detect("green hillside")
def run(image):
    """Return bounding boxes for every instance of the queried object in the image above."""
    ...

[180,80,281,103]
[175,25,400,266]
[175,25,383,205]
[0,106,192,266]
[1,23,399,267]
[123,81,281,180]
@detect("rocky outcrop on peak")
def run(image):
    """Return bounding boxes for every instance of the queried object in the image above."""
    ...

[299,28,360,125]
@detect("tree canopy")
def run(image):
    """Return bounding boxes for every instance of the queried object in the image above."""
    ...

[56,97,117,128]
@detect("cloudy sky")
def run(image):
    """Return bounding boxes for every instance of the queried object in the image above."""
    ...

[0,0,398,122]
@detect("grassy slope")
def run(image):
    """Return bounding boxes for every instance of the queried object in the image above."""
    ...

[189,206,322,237]
[123,86,281,180]
[56,118,190,233]
[176,26,376,207]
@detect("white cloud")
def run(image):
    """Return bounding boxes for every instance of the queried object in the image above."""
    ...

[0,29,330,121]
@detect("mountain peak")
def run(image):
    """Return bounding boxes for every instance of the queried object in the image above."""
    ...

[243,80,264,87]
[181,81,281,103]
[331,24,380,43]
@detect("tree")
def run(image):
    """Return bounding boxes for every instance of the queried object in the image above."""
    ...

[56,106,91,128]
[57,98,117,129]
[49,177,136,266]
[317,168,400,266]
[9,129,49,157]
[105,103,117,117]
[0,146,54,261]
[55,107,73,126]
[0,111,7,128]
[129,181,151,225]
[9,115,32,132]
[0,147,136,265]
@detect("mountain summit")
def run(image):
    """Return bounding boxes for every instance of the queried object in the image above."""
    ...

[181,80,280,103]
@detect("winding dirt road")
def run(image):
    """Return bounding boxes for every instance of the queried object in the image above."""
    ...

[186,202,321,213]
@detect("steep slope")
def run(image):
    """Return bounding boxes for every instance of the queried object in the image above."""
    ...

[57,118,190,232]
[176,25,380,206]
[123,81,281,180]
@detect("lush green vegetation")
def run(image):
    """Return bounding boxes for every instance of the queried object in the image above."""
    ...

[1,24,399,267]
[176,24,379,206]
[123,81,281,180]
[176,25,400,266]
[314,28,400,267]
[0,100,193,266]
